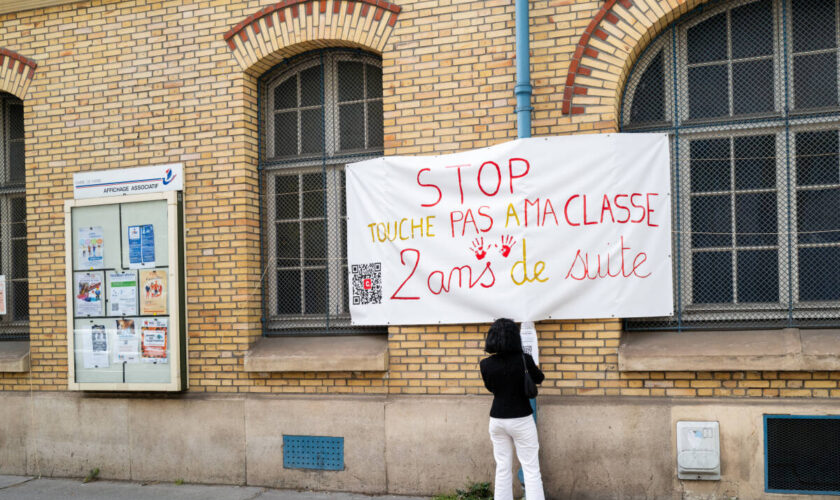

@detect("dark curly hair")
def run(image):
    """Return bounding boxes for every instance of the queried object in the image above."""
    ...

[484,318,522,354]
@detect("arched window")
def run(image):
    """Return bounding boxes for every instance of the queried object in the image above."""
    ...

[0,92,27,339]
[260,50,383,335]
[622,0,840,330]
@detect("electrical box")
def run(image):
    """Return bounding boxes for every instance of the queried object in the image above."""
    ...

[676,421,720,480]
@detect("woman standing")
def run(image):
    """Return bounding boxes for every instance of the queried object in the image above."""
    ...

[479,318,545,500]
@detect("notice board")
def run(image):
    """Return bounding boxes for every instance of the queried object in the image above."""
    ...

[64,191,186,391]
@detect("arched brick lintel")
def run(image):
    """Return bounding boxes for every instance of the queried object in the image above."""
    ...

[0,48,37,100]
[561,0,627,116]
[224,0,401,75]
[561,0,710,121]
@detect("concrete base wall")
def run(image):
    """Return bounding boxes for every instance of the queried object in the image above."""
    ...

[0,392,835,499]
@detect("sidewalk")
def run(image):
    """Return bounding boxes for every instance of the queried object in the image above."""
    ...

[0,476,431,500]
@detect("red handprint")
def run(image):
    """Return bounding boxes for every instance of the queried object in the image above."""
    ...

[469,238,487,260]
[499,235,516,257]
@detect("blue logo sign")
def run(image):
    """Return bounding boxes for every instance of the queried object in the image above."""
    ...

[162,168,176,185]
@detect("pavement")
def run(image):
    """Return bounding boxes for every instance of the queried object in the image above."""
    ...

[0,476,431,500]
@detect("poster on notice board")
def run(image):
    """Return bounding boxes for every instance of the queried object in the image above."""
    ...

[78,226,105,269]
[108,271,138,317]
[114,318,140,364]
[82,324,110,369]
[140,317,168,363]
[139,269,167,315]
[74,271,105,317]
[128,224,156,269]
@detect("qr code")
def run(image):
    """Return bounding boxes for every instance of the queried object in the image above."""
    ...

[523,345,532,356]
[351,262,382,305]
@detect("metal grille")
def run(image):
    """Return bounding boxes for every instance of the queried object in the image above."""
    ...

[622,0,840,331]
[0,93,27,340]
[260,50,385,335]
[283,435,344,471]
[765,415,840,494]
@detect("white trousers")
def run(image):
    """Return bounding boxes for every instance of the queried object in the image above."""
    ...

[488,416,545,500]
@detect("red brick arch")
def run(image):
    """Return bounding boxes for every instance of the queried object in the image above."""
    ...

[561,0,710,121]
[223,0,402,75]
[0,48,37,100]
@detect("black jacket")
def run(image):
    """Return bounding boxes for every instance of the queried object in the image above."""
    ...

[480,352,544,418]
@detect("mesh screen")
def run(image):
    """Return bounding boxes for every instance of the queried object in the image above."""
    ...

[1,93,28,340]
[766,416,840,494]
[260,50,384,335]
[622,0,840,331]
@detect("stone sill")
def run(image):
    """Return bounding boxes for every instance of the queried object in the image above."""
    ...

[244,335,388,372]
[618,328,840,372]
[0,0,80,15]
[0,341,29,372]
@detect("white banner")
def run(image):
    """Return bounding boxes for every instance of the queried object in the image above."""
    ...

[347,134,673,325]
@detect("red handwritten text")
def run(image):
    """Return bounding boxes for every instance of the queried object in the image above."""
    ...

[564,236,651,280]
[419,158,532,206]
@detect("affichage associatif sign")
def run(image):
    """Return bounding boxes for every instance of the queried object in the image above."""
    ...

[73,164,183,199]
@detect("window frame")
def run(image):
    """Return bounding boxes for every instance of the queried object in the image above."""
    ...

[259,50,384,336]
[622,0,840,330]
[786,0,840,113]
[676,0,783,124]
[622,37,673,129]
[675,127,790,321]
[264,166,348,331]
[0,93,28,338]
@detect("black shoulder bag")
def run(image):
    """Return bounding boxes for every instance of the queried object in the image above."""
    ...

[522,353,538,398]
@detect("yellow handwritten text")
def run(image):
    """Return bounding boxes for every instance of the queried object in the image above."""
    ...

[505,203,521,228]
[367,216,436,243]
[510,238,549,285]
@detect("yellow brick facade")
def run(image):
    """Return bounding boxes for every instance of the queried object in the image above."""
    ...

[2,0,839,400]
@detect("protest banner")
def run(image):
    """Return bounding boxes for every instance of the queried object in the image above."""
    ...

[346,134,673,325]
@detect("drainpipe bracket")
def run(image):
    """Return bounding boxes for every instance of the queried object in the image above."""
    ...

[514,82,533,94]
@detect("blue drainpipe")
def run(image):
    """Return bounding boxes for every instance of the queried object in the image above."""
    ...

[515,0,532,139]
[515,0,535,491]
[515,0,535,415]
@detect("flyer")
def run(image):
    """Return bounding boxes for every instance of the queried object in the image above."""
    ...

[113,318,140,363]
[82,324,110,368]
[108,271,138,316]
[128,224,155,269]
[78,226,105,269]
[520,321,539,365]
[139,269,167,315]
[0,275,6,316]
[140,317,168,363]
[74,271,105,317]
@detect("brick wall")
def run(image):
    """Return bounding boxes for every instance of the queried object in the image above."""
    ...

[0,0,269,391]
[2,0,840,399]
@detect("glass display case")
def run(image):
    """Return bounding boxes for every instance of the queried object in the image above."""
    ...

[64,191,186,391]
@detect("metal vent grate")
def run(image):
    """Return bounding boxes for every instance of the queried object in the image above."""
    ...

[765,415,840,494]
[283,435,344,471]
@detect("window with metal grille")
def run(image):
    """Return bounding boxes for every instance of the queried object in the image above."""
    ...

[260,50,385,335]
[0,92,27,340]
[765,415,840,494]
[622,0,840,331]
